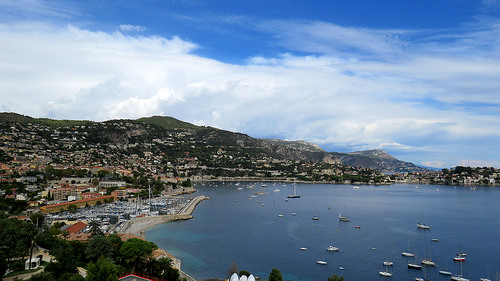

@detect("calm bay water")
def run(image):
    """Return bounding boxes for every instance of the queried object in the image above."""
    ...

[146,183,500,281]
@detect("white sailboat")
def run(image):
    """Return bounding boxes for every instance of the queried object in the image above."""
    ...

[383,259,393,266]
[402,240,415,257]
[316,254,327,265]
[339,204,350,222]
[417,222,431,229]
[287,181,300,198]
[439,260,452,275]
[379,265,392,277]
[451,259,469,281]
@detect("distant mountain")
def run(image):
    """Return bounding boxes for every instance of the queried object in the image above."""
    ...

[0,112,426,173]
[329,149,429,173]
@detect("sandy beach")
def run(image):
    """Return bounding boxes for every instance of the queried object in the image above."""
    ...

[119,195,209,236]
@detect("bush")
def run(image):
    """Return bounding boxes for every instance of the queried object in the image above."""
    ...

[11,260,24,271]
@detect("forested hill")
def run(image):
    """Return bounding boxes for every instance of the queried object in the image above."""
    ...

[0,112,427,173]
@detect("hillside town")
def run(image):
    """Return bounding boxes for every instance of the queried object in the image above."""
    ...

[1,118,500,217]
[1,117,500,280]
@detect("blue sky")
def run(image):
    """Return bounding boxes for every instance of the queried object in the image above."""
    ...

[1,0,500,168]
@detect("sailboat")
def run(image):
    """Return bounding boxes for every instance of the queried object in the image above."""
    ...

[439,260,452,275]
[451,259,469,281]
[455,245,467,261]
[379,264,392,277]
[408,250,422,270]
[287,181,300,198]
[316,254,327,265]
[383,259,394,266]
[417,222,431,229]
[339,204,350,222]
[421,253,436,266]
[402,240,415,257]
[415,264,429,281]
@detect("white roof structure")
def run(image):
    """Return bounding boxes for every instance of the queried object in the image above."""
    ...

[230,273,239,281]
[239,275,248,281]
[248,275,256,281]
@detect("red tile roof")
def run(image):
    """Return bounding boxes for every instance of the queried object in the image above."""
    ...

[63,221,87,234]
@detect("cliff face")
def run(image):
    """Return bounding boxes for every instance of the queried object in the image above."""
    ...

[259,139,340,164]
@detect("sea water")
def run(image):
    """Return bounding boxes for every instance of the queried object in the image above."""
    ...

[146,183,500,281]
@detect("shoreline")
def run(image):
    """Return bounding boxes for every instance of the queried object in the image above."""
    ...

[118,195,209,236]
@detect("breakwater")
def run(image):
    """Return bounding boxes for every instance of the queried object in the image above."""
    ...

[118,195,209,235]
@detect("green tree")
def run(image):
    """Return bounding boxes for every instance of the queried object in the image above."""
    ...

[269,268,283,281]
[85,235,114,261]
[85,256,119,281]
[327,274,344,281]
[88,220,103,237]
[67,204,78,213]
[239,270,250,277]
[30,212,45,228]
[119,238,157,272]
[140,257,179,281]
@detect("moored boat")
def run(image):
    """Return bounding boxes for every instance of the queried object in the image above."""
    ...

[326,245,339,252]
[408,263,423,270]
[316,260,327,265]
[417,222,431,229]
[379,266,392,277]
[439,270,452,275]
[421,259,436,266]
[339,204,350,222]
[287,181,300,198]
[402,240,415,257]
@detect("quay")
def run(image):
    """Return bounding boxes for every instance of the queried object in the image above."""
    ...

[118,195,209,236]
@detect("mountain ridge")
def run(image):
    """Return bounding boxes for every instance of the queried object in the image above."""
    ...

[0,112,428,173]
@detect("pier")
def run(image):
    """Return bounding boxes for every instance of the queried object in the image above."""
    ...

[118,195,209,235]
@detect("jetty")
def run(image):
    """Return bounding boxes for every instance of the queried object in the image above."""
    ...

[118,195,209,236]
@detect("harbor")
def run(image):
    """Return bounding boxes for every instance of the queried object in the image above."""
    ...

[147,182,500,281]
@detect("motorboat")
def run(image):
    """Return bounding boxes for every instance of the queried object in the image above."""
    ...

[383,259,393,266]
[300,247,308,251]
[417,223,431,229]
[312,216,319,220]
[326,245,339,252]
[316,260,327,265]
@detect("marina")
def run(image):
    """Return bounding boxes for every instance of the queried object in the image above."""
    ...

[146,182,500,281]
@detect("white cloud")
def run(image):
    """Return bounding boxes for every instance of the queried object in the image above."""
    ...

[458,160,500,168]
[421,161,445,169]
[1,17,500,168]
[118,24,146,32]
